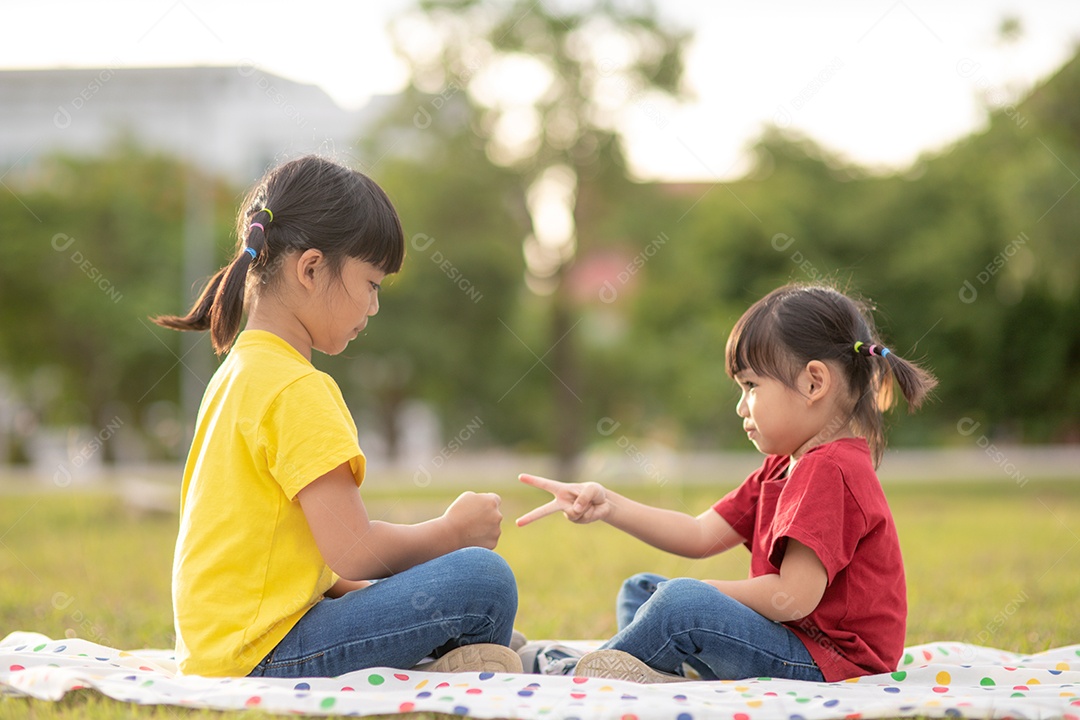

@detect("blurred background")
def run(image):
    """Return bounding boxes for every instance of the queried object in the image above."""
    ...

[2,0,1079,490]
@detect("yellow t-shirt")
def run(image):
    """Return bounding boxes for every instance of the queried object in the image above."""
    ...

[172,330,365,676]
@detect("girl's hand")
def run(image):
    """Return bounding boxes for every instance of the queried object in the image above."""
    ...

[443,491,503,550]
[515,473,611,526]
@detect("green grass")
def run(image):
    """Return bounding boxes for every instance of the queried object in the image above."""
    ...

[2,476,1079,719]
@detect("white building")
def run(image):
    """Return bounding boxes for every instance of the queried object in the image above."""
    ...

[0,65,393,181]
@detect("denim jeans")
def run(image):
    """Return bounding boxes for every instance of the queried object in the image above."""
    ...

[602,572,825,681]
[248,547,518,678]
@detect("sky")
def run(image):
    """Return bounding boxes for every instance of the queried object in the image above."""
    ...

[4,1,1080,181]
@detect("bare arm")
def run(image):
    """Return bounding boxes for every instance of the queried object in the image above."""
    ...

[324,578,372,598]
[705,539,827,621]
[516,474,746,558]
[298,462,503,581]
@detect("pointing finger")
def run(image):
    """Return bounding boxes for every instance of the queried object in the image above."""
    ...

[518,474,562,493]
[515,499,563,527]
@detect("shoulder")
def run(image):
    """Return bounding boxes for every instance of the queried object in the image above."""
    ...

[797,438,874,480]
[792,438,888,515]
[221,332,350,419]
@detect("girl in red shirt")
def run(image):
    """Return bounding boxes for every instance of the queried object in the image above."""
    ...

[518,283,937,683]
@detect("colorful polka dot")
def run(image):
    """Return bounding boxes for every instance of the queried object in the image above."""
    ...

[319,697,335,709]
[367,674,384,686]
[936,671,951,685]
[398,702,415,712]
[293,681,310,691]
[244,696,261,707]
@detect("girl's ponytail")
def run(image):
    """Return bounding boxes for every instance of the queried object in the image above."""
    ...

[853,342,938,412]
[153,209,271,355]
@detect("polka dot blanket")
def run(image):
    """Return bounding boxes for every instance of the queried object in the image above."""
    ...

[2,633,1079,719]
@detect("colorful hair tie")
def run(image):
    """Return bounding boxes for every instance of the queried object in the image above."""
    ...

[249,222,265,233]
[261,208,273,223]
[244,247,257,260]
[854,341,891,358]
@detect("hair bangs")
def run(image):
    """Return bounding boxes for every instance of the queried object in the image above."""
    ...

[351,177,405,275]
[724,300,800,386]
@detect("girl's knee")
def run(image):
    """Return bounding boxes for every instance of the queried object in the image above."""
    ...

[651,577,722,610]
[621,572,667,594]
[448,547,517,599]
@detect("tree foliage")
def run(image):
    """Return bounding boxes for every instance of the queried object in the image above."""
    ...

[2,46,1078,468]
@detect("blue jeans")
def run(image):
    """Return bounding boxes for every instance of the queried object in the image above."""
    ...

[602,573,825,681]
[248,547,518,678]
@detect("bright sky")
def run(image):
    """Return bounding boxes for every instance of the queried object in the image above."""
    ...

[4,1,1080,181]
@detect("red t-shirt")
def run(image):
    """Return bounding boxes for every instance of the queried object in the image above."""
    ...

[712,437,906,681]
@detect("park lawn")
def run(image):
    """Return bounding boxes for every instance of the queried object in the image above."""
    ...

[1,475,1079,719]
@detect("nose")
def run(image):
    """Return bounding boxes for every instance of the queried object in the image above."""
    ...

[368,289,380,316]
[736,391,749,419]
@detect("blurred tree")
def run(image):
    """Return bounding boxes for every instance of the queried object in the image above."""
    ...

[388,0,691,478]
[0,144,234,463]
[622,52,1080,447]
[317,86,531,461]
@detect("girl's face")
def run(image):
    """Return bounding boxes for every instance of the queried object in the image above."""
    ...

[309,257,385,356]
[734,368,820,458]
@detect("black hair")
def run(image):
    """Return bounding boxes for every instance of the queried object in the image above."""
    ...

[725,283,938,466]
[154,155,404,354]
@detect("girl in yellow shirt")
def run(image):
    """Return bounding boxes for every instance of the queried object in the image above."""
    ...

[154,155,520,678]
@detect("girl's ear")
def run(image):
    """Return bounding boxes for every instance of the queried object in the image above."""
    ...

[803,360,832,404]
[295,248,325,291]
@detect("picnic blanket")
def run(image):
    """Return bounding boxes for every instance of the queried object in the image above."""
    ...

[2,632,1079,719]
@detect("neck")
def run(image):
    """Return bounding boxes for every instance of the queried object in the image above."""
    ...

[245,293,315,361]
[791,414,856,461]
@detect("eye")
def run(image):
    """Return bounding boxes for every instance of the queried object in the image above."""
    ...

[369,281,381,292]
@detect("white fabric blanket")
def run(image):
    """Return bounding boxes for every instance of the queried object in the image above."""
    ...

[2,632,1079,719]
